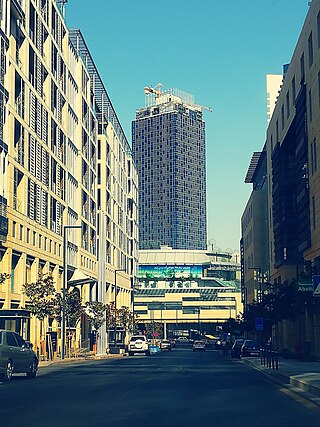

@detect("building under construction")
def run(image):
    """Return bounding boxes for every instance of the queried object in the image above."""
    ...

[132,85,208,250]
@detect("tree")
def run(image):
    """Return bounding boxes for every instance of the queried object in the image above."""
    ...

[0,273,10,285]
[23,274,58,322]
[117,305,139,334]
[54,288,83,328]
[85,301,109,331]
[23,274,60,356]
[145,321,163,339]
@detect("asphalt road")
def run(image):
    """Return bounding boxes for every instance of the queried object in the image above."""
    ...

[0,347,319,427]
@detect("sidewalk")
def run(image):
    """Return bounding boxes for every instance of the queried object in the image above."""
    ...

[241,356,320,399]
[38,353,125,368]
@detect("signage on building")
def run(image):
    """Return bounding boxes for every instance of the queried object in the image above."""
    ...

[255,317,264,331]
[297,282,313,292]
[313,275,320,297]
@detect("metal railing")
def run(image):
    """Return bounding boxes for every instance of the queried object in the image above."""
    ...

[260,347,279,370]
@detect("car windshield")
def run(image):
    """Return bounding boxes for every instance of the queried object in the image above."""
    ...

[245,341,258,347]
[130,336,145,342]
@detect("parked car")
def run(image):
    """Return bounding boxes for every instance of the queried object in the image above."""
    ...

[0,330,38,381]
[231,339,244,358]
[193,340,206,352]
[168,338,176,348]
[160,339,172,351]
[128,335,150,356]
[176,336,189,344]
[241,340,260,357]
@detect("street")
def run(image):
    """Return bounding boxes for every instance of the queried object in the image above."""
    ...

[0,348,319,427]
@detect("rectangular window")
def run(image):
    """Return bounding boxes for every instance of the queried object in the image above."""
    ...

[19,224,23,240]
[300,53,305,82]
[26,228,30,243]
[318,72,320,107]
[308,32,314,67]
[292,76,296,106]
[33,231,36,246]
[12,221,16,238]
[317,12,320,48]
[309,89,313,122]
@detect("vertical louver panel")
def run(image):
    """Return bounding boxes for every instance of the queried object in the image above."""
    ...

[36,140,41,181]
[41,189,48,227]
[28,135,36,176]
[29,91,36,131]
[35,184,41,224]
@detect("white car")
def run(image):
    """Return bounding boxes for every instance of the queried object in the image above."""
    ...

[128,335,150,356]
[193,340,206,352]
[176,336,189,344]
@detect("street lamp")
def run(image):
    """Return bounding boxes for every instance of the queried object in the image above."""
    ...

[61,224,81,360]
[114,268,126,348]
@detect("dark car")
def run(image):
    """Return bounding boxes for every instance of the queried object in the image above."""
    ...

[241,340,260,357]
[231,339,244,358]
[0,330,38,381]
[168,338,176,348]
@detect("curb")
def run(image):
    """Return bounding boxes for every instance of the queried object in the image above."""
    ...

[241,357,320,402]
[38,353,125,368]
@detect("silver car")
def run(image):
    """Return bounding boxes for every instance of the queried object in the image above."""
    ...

[0,330,38,381]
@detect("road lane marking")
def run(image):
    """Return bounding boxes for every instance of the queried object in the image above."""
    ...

[279,387,319,410]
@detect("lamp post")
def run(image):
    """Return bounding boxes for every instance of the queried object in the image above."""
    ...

[114,268,126,348]
[61,225,81,360]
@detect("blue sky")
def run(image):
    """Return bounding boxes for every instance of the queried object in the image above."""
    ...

[65,0,309,252]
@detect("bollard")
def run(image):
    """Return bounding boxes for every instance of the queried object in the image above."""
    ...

[272,351,275,369]
[275,351,279,370]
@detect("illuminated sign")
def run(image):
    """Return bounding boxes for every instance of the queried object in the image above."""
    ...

[138,265,202,279]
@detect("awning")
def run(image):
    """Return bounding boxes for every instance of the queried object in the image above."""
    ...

[68,269,97,287]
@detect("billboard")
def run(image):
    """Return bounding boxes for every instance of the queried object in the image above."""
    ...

[138,265,202,280]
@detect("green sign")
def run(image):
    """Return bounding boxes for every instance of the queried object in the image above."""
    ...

[297,283,313,292]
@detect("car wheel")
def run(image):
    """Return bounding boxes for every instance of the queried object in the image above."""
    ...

[3,360,13,382]
[128,351,134,356]
[146,350,150,356]
[26,359,38,378]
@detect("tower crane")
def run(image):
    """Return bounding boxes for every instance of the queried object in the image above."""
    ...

[144,83,164,97]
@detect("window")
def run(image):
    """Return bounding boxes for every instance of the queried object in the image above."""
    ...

[313,196,316,229]
[12,221,16,238]
[311,139,317,176]
[6,332,18,347]
[308,32,314,68]
[317,11,320,48]
[292,76,296,106]
[14,333,25,347]
[300,53,305,82]
[19,224,23,240]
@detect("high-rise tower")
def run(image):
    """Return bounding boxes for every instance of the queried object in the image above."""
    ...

[132,86,207,250]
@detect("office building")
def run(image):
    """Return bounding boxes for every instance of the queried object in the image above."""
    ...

[0,0,138,355]
[132,86,207,250]
[134,246,242,338]
[241,0,320,357]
